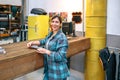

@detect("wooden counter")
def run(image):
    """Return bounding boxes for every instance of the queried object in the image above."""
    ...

[0,37,90,80]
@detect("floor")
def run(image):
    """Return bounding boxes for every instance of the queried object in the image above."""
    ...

[14,68,84,80]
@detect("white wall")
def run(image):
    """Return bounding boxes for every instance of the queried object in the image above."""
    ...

[45,0,83,31]
[0,0,21,5]
[1,0,120,35]
[27,0,45,15]
[28,0,84,31]
[107,0,120,35]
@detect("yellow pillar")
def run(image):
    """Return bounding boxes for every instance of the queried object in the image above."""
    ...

[85,0,107,80]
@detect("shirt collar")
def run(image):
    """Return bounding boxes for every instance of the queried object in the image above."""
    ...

[48,29,62,38]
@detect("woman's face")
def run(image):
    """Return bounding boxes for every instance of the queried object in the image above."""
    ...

[50,17,61,32]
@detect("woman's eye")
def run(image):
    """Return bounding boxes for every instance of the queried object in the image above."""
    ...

[52,21,59,23]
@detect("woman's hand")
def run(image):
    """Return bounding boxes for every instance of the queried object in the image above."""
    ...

[36,48,51,55]
[27,41,40,48]
[27,41,33,48]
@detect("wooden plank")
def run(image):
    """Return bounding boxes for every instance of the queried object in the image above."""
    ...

[0,37,90,80]
[0,33,10,37]
[67,37,90,57]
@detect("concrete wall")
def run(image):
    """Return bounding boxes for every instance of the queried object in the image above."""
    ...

[0,0,21,5]
[107,0,120,35]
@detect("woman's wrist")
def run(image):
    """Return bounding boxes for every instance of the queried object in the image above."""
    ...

[46,50,51,55]
[32,41,40,45]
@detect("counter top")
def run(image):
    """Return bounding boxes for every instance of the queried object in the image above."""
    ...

[0,37,90,80]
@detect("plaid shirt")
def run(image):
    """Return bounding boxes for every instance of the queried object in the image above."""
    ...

[40,30,70,80]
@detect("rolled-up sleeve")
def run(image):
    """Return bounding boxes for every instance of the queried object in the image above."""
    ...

[39,34,50,45]
[40,38,46,45]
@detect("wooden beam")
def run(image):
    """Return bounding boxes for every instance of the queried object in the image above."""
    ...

[0,37,90,80]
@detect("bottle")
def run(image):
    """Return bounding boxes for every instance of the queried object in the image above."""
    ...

[0,47,6,54]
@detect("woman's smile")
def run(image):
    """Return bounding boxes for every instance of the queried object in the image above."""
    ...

[51,18,61,32]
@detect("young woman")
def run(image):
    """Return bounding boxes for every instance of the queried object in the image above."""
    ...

[27,15,70,80]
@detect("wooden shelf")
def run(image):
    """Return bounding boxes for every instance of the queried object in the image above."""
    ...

[0,19,9,21]
[11,22,20,24]
[0,4,21,37]
[0,33,10,37]
[0,12,11,14]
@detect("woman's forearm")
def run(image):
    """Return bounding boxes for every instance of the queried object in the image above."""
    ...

[27,41,40,48]
[32,41,40,45]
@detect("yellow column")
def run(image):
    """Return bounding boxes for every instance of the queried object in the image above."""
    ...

[85,0,107,80]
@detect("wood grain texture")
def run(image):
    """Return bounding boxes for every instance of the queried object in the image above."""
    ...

[0,37,90,80]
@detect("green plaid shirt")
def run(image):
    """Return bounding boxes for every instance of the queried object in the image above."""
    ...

[40,30,70,80]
